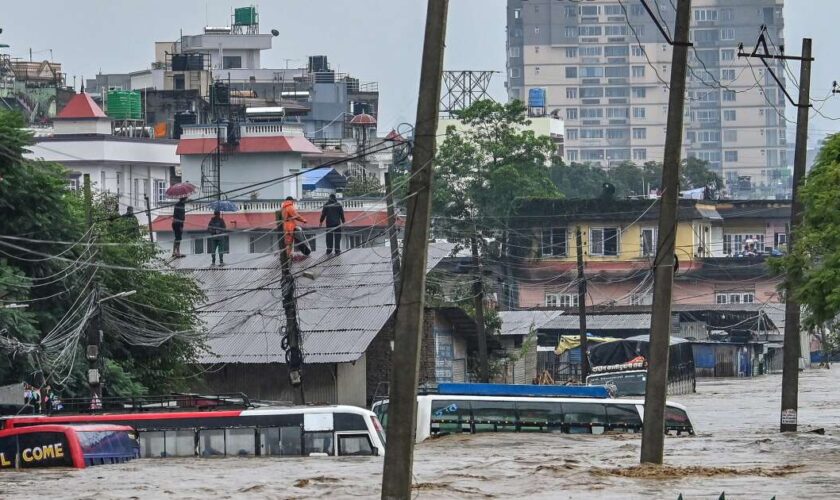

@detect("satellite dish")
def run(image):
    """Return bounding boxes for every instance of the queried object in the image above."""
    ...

[271,29,280,37]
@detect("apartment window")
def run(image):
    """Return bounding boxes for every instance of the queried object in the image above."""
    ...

[632,107,646,119]
[605,66,629,78]
[604,5,623,16]
[566,108,578,120]
[565,27,578,38]
[695,109,717,122]
[565,67,578,78]
[606,107,628,119]
[607,129,627,139]
[590,227,619,256]
[154,179,167,206]
[721,49,735,61]
[509,46,521,58]
[564,6,577,17]
[565,47,578,58]
[223,56,242,69]
[566,88,578,99]
[721,69,736,80]
[720,28,735,41]
[68,175,81,192]
[115,172,122,196]
[604,25,628,37]
[725,150,738,162]
[632,87,647,98]
[633,149,647,161]
[581,149,605,161]
[605,87,629,98]
[509,67,521,78]
[580,87,603,98]
[641,228,657,257]
[722,90,736,102]
[566,129,578,140]
[631,46,645,57]
[580,128,604,139]
[513,8,520,19]
[604,46,629,57]
[723,129,738,142]
[720,8,734,21]
[580,66,604,78]
[631,66,645,78]
[631,5,644,16]
[697,130,720,142]
[693,9,718,22]
[567,150,579,161]
[716,292,755,304]
[580,5,599,16]
[541,227,568,257]
[580,108,604,119]
[723,110,737,121]
[580,46,602,57]
[632,128,646,139]
[545,293,579,308]
[579,26,602,37]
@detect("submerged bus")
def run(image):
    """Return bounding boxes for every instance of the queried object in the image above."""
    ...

[0,424,139,469]
[1,405,385,458]
[372,383,694,442]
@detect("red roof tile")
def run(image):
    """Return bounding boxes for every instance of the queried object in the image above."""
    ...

[151,210,399,232]
[56,92,107,119]
[176,136,322,155]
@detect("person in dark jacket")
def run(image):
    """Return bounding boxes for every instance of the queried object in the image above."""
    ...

[122,206,140,238]
[172,197,187,258]
[207,210,227,265]
[319,194,345,254]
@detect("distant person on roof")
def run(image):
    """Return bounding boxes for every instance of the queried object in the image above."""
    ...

[320,194,345,255]
[172,197,187,258]
[207,210,227,266]
[280,197,311,259]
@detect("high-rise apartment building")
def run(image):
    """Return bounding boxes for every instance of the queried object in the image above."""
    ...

[507,0,788,197]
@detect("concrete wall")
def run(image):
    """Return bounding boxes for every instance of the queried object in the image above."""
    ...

[197,362,339,404]
[336,355,367,407]
[179,153,301,200]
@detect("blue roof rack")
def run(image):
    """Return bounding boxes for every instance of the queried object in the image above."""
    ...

[435,383,610,399]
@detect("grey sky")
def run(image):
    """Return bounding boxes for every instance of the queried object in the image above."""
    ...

[2,1,838,140]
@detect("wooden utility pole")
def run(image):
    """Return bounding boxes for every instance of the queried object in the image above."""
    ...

[780,38,812,432]
[575,226,589,381]
[144,194,154,243]
[384,171,401,300]
[276,211,305,405]
[738,31,813,432]
[640,0,691,465]
[472,235,489,382]
[381,1,448,498]
[83,174,102,403]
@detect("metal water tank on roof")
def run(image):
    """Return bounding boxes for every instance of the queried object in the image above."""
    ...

[528,88,546,108]
[106,90,141,120]
[234,6,257,25]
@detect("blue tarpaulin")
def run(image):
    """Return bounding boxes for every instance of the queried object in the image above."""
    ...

[437,382,610,399]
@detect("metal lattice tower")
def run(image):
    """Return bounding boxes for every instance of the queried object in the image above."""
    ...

[439,70,498,117]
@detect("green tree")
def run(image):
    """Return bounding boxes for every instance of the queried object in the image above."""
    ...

[682,157,723,191]
[772,133,840,326]
[0,109,203,397]
[343,175,383,197]
[548,162,609,198]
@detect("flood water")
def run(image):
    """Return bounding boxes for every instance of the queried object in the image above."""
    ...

[3,369,839,499]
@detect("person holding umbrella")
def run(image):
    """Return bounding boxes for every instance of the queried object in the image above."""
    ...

[207,209,227,266]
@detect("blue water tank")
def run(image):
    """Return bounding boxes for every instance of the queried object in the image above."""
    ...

[528,87,546,108]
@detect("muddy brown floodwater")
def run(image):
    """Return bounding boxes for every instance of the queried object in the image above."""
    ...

[3,369,839,499]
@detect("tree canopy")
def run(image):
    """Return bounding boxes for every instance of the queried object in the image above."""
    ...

[0,109,203,397]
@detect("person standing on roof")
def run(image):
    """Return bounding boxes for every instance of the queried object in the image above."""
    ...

[319,194,345,255]
[280,196,311,258]
[171,197,187,258]
[207,209,227,266]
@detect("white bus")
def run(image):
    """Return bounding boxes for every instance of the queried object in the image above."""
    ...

[373,388,693,443]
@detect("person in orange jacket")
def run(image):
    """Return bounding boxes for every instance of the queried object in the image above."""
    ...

[280,196,311,258]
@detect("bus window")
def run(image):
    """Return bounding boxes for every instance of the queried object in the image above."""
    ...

[516,401,563,432]
[259,427,281,456]
[225,428,255,456]
[198,429,225,456]
[337,433,375,456]
[665,406,693,435]
[563,403,608,434]
[140,431,165,458]
[279,426,302,456]
[373,402,388,429]
[334,413,368,432]
[430,399,470,435]
[470,401,517,432]
[605,404,642,432]
[303,431,334,456]
[164,430,195,457]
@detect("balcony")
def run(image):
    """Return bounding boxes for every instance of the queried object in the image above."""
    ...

[186,197,387,213]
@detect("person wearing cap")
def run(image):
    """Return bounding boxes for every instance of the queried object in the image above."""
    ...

[319,194,345,254]
[207,209,227,266]
[280,196,311,258]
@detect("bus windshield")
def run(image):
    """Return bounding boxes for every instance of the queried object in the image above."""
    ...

[587,371,647,397]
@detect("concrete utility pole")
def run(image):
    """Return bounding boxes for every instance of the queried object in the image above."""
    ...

[144,194,154,243]
[381,1,448,498]
[83,174,102,404]
[472,235,489,383]
[575,226,589,381]
[780,38,812,432]
[276,211,305,405]
[640,0,691,465]
[384,171,401,300]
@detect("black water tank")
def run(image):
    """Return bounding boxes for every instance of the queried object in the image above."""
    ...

[185,53,204,71]
[308,55,329,73]
[171,54,187,71]
[173,111,197,139]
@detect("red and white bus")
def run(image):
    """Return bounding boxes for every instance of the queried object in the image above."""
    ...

[1,405,385,458]
[0,424,139,469]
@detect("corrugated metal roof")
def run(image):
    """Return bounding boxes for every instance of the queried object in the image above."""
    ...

[172,244,452,364]
[544,313,652,331]
[498,310,563,336]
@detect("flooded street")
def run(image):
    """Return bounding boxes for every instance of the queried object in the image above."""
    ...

[3,369,839,499]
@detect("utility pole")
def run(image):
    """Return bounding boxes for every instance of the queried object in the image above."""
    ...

[381,1,448,498]
[739,32,813,433]
[640,0,691,465]
[472,235,489,383]
[384,171,401,300]
[575,226,589,381]
[276,211,305,405]
[83,174,103,405]
[144,194,154,243]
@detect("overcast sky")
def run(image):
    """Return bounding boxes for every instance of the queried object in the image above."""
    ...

[2,0,838,141]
